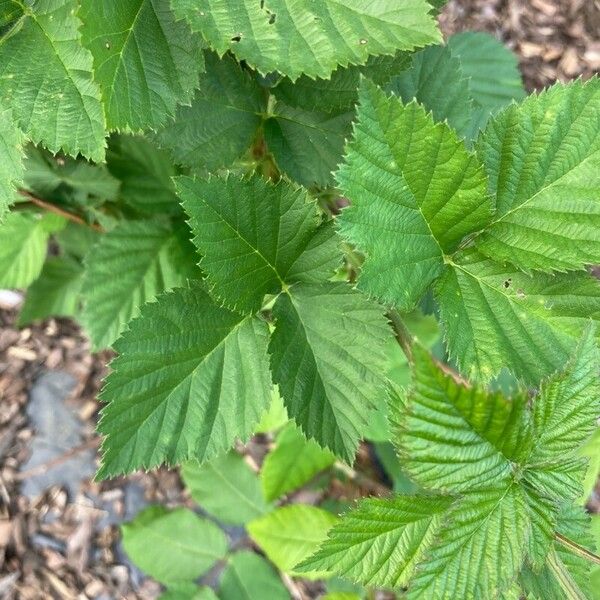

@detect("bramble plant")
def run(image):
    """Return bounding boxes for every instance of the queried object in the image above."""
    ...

[1,0,599,598]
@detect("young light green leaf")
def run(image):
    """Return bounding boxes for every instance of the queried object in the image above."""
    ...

[157,52,264,172]
[387,44,473,139]
[18,256,83,325]
[529,325,599,463]
[0,105,24,219]
[97,284,272,478]
[395,344,531,493]
[337,79,492,310]
[106,135,180,215]
[437,249,600,383]
[81,220,199,350]
[265,101,354,187]
[475,78,600,272]
[299,495,453,587]
[0,212,64,289]
[179,175,341,313]
[181,452,269,525]
[248,505,338,579]
[254,389,289,434]
[219,552,288,600]
[269,282,390,461]
[0,0,105,161]
[261,424,335,502]
[121,506,227,585]
[171,0,440,80]
[80,0,203,131]
[408,484,530,600]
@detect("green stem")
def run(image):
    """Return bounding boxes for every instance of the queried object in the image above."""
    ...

[547,549,588,600]
[388,309,414,362]
[555,532,600,566]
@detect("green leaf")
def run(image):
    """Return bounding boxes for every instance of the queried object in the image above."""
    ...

[254,389,289,434]
[387,44,473,139]
[181,451,269,525]
[395,344,531,493]
[0,0,105,161]
[269,282,390,461]
[520,505,596,600]
[179,175,341,313]
[0,212,64,288]
[474,78,600,272]
[121,506,227,585]
[219,552,288,600]
[81,219,199,350]
[408,484,530,600]
[80,0,203,131]
[18,256,83,325]
[172,0,440,80]
[261,424,335,502]
[580,429,600,502]
[157,52,264,172]
[447,31,525,135]
[437,248,600,383]
[303,336,599,597]
[337,79,492,310]
[529,325,599,463]
[106,135,180,215]
[248,505,338,578]
[0,105,24,219]
[265,101,354,187]
[273,53,411,114]
[159,585,219,600]
[299,495,453,587]
[23,146,120,202]
[56,223,100,259]
[97,283,272,478]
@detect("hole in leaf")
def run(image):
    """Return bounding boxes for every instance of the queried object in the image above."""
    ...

[231,34,242,42]
[268,12,276,24]
[503,278,512,289]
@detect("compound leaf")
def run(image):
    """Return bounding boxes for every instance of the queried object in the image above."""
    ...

[179,175,341,313]
[475,78,600,272]
[0,0,105,161]
[248,505,338,578]
[81,219,199,350]
[268,282,390,461]
[337,79,492,310]
[97,283,272,477]
[172,0,440,80]
[80,0,203,131]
